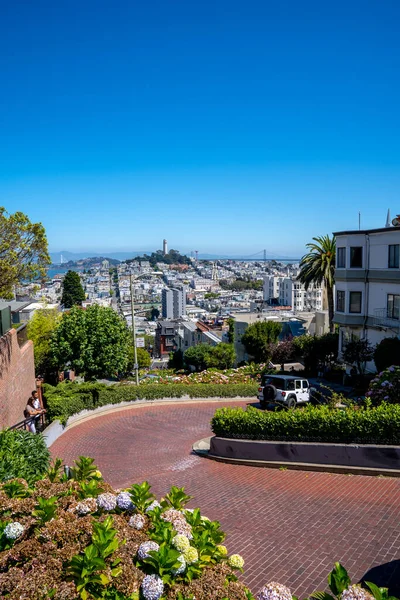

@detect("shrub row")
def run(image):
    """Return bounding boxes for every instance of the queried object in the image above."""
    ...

[44,382,258,424]
[0,429,50,483]
[211,404,400,445]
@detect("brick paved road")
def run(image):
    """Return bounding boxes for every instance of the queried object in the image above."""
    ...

[51,401,400,597]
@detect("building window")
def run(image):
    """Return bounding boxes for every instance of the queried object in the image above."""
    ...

[388,245,400,269]
[350,247,363,268]
[337,247,346,268]
[336,290,345,312]
[387,294,400,320]
[349,291,362,313]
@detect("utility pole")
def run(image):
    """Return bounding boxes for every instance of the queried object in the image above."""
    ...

[130,272,139,385]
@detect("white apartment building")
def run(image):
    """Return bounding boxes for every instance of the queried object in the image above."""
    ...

[333,224,400,370]
[162,285,186,319]
[263,276,323,312]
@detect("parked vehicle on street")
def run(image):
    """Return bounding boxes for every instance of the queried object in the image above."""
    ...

[258,374,315,409]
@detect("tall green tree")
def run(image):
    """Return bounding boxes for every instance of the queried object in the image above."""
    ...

[61,270,86,308]
[0,207,50,299]
[27,305,60,376]
[298,235,336,332]
[241,321,282,363]
[206,343,236,369]
[342,338,375,375]
[184,344,211,372]
[51,305,130,379]
[127,346,151,371]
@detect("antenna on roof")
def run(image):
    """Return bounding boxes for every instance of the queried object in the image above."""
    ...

[385,209,391,228]
[358,212,361,230]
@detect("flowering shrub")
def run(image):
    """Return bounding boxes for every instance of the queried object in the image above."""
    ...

[367,366,400,406]
[0,456,255,600]
[0,456,396,599]
[136,363,271,386]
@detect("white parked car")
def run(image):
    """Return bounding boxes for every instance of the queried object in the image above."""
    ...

[258,375,315,409]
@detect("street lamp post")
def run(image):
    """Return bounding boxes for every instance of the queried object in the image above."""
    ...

[130,272,139,385]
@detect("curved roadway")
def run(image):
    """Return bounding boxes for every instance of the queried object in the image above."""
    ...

[51,400,400,596]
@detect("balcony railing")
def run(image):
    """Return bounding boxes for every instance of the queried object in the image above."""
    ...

[373,308,400,330]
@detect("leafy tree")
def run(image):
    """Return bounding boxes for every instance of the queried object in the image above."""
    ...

[270,339,295,370]
[127,346,151,371]
[374,337,400,372]
[241,321,282,363]
[0,207,50,299]
[204,292,219,299]
[51,305,130,380]
[227,318,235,343]
[27,305,60,376]
[150,307,160,321]
[184,344,212,371]
[206,343,236,369]
[298,234,336,332]
[342,338,375,375]
[168,349,184,370]
[219,278,263,291]
[293,333,339,374]
[61,271,86,308]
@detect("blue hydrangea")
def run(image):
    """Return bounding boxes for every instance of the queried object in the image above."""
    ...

[141,574,164,600]
[145,500,161,513]
[137,540,160,560]
[116,492,135,511]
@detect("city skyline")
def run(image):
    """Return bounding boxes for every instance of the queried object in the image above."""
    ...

[1,1,399,254]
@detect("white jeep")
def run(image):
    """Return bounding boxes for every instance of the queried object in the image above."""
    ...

[258,375,314,409]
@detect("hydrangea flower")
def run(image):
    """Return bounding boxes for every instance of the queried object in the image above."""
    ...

[4,522,24,540]
[141,574,164,600]
[183,546,198,564]
[94,470,102,478]
[116,492,135,511]
[257,582,292,600]
[137,541,160,560]
[173,520,193,539]
[76,498,97,516]
[216,544,228,555]
[172,534,191,552]
[96,493,117,511]
[201,515,210,522]
[341,585,374,600]
[228,554,245,569]
[129,514,146,530]
[145,500,161,513]
[171,554,186,575]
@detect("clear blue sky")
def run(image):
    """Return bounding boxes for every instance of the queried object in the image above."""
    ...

[1,0,400,257]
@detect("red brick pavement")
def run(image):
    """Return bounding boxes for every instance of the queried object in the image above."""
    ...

[51,401,400,597]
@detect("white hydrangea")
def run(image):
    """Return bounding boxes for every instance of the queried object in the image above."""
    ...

[257,582,292,600]
[172,534,191,552]
[129,514,146,530]
[145,500,161,513]
[3,522,24,540]
[96,493,117,511]
[341,585,374,600]
[228,554,245,569]
[141,574,164,600]
[183,546,198,565]
[75,498,97,516]
[171,554,186,576]
[137,540,160,560]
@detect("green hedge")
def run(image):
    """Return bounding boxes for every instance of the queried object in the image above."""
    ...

[0,429,50,483]
[44,382,258,424]
[211,404,400,445]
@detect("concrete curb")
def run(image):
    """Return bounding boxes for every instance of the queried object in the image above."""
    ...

[192,437,400,477]
[43,397,251,448]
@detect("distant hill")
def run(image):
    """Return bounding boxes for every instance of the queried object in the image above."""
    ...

[50,256,120,268]
[50,250,150,264]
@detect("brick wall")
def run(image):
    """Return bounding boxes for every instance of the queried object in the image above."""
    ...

[0,328,36,429]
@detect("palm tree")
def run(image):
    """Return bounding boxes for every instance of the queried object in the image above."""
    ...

[298,235,336,332]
